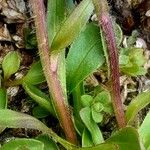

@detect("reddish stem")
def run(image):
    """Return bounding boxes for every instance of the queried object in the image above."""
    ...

[30,0,77,144]
[93,0,126,128]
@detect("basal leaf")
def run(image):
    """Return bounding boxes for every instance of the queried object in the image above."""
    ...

[51,0,94,52]
[2,51,21,80]
[106,127,141,150]
[66,23,104,92]
[1,139,44,150]
[23,83,55,117]
[0,88,7,109]
[0,109,49,131]
[36,134,59,150]
[80,107,104,145]
[139,111,150,148]
[24,61,45,85]
[125,91,150,125]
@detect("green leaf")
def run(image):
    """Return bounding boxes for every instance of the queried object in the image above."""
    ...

[106,127,141,150]
[32,106,50,118]
[79,144,118,150]
[82,128,94,147]
[139,111,150,148]
[0,109,49,131]
[0,88,7,109]
[1,139,44,150]
[80,107,104,145]
[23,83,55,117]
[66,23,105,92]
[47,0,65,43]
[51,0,94,52]
[125,91,150,125]
[24,28,37,49]
[94,91,113,114]
[91,109,103,123]
[36,134,59,150]
[2,51,21,80]
[0,109,78,150]
[24,61,45,85]
[81,95,93,107]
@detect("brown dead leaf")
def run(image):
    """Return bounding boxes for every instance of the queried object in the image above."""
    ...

[0,23,11,41]
[0,0,26,23]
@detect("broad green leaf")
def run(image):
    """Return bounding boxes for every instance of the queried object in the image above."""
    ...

[0,88,7,109]
[125,91,150,125]
[79,144,118,150]
[91,109,103,123]
[24,61,45,85]
[129,48,146,66]
[23,83,55,117]
[139,111,150,148]
[81,95,93,107]
[2,51,21,80]
[51,0,94,52]
[80,107,104,145]
[67,23,105,92]
[82,128,94,147]
[0,109,78,150]
[94,91,113,114]
[1,139,44,150]
[47,0,65,43]
[32,106,50,118]
[106,127,141,150]
[37,134,59,150]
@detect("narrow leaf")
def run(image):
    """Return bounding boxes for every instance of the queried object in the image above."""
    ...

[80,107,104,145]
[24,61,45,85]
[139,111,150,148]
[23,83,55,117]
[125,91,150,125]
[51,0,94,51]
[2,51,21,80]
[67,23,105,92]
[1,139,44,150]
[106,127,141,150]
[0,109,78,150]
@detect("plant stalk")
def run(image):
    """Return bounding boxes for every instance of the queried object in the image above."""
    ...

[92,0,126,128]
[30,0,77,144]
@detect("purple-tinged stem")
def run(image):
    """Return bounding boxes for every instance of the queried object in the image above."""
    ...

[30,0,77,144]
[93,0,126,128]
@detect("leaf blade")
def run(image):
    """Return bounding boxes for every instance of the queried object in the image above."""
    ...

[51,0,94,51]
[66,23,104,92]
[125,91,150,124]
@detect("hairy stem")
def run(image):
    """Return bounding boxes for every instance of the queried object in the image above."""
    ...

[92,0,126,128]
[30,0,77,144]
